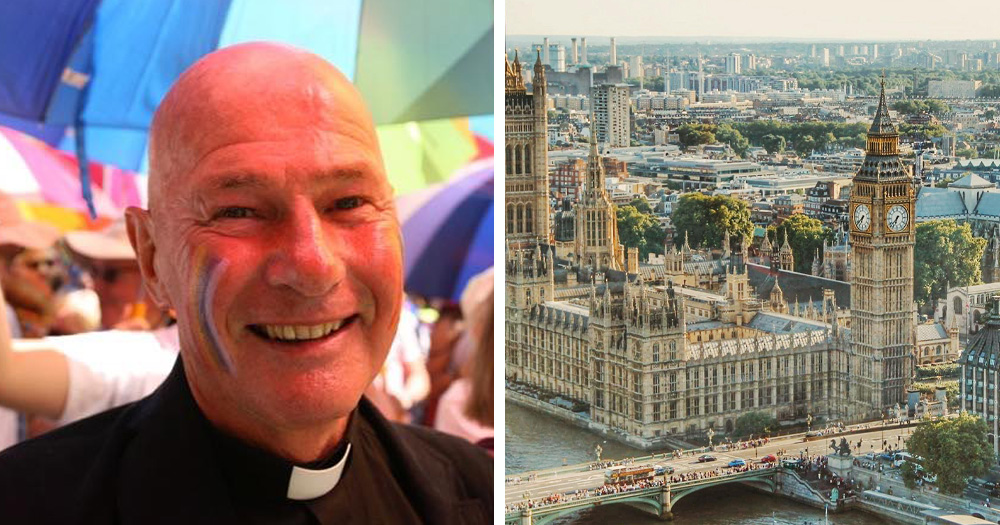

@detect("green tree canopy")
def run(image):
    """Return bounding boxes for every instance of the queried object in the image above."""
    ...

[761,134,786,154]
[671,193,754,250]
[914,220,987,311]
[715,124,750,157]
[891,99,951,116]
[794,135,816,157]
[616,204,666,260]
[768,214,833,274]
[906,413,994,495]
[733,411,777,440]
[676,123,717,148]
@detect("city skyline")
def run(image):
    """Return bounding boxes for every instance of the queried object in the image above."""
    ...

[507,0,1000,42]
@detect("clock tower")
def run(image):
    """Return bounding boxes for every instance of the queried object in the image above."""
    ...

[848,77,915,416]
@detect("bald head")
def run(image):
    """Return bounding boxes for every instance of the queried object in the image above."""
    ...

[148,42,381,213]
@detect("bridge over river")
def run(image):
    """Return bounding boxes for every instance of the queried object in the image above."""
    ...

[505,465,787,524]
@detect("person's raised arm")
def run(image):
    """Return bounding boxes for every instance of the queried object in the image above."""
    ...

[0,284,70,419]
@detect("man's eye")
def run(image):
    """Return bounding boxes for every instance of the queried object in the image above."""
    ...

[214,207,256,219]
[333,197,364,210]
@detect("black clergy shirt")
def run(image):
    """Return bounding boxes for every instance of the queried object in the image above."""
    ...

[0,358,491,524]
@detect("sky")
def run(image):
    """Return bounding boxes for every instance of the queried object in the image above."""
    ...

[507,0,1000,42]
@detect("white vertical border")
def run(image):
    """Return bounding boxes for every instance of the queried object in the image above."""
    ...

[493,0,506,522]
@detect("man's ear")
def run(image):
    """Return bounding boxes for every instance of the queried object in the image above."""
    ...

[125,207,172,311]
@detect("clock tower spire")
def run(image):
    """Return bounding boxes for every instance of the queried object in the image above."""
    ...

[848,75,915,417]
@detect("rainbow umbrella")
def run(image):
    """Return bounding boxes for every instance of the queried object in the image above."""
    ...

[0,125,139,230]
[0,0,493,208]
[400,158,493,302]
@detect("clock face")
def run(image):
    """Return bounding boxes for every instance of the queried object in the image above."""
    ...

[887,205,909,232]
[853,204,871,231]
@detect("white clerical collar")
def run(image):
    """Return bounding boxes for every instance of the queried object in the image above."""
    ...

[287,443,351,500]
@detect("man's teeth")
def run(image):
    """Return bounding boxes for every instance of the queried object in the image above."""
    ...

[262,321,344,341]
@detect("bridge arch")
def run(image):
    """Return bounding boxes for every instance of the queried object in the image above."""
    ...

[670,475,777,509]
[531,494,663,525]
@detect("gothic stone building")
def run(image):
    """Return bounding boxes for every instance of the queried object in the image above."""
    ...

[505,68,916,445]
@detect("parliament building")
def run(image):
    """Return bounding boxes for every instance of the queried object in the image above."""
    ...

[505,56,923,447]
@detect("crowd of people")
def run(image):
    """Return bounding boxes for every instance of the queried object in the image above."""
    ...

[715,436,771,451]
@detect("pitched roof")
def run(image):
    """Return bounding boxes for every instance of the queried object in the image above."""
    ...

[950,172,994,189]
[975,193,1000,218]
[916,323,949,342]
[961,302,1000,371]
[747,263,850,306]
[915,187,966,219]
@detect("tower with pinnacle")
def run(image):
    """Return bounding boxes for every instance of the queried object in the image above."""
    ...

[848,76,916,415]
[573,107,623,271]
[505,50,550,249]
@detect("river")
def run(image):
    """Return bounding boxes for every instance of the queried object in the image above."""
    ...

[505,401,888,524]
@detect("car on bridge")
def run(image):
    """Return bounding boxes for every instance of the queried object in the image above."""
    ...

[697,454,717,463]
[653,465,675,475]
[728,459,746,468]
[760,454,777,463]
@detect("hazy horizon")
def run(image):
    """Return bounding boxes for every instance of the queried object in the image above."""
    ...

[507,0,1000,42]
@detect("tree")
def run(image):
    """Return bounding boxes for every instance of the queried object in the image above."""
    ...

[900,460,921,490]
[676,123,716,148]
[733,411,777,440]
[762,134,785,155]
[914,220,987,311]
[671,193,754,250]
[616,205,666,260]
[769,214,833,274]
[794,135,816,157]
[906,413,994,495]
[628,197,653,215]
[715,124,750,157]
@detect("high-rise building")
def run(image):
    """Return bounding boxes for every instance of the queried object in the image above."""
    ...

[725,53,741,74]
[592,83,631,148]
[848,77,916,414]
[581,37,588,64]
[504,51,550,249]
[610,37,617,66]
[628,55,644,79]
[571,37,578,65]
[822,48,830,67]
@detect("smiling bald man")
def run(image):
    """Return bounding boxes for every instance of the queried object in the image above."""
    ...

[0,43,491,524]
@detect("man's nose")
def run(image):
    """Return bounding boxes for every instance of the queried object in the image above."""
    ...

[265,202,345,296]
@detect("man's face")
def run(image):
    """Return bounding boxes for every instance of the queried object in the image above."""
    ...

[137,52,403,432]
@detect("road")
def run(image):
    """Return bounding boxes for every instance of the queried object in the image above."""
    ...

[505,421,918,508]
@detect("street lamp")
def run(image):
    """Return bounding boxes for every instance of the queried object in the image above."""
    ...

[807,413,813,433]
[880,411,886,451]
[707,427,716,449]
[595,444,603,462]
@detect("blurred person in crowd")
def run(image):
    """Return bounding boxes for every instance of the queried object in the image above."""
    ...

[0,43,490,523]
[0,194,63,339]
[420,301,464,426]
[63,220,166,330]
[364,299,429,423]
[433,273,493,453]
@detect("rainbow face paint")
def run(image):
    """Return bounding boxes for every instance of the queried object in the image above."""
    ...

[191,246,233,373]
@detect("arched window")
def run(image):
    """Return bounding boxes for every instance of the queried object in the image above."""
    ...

[505,145,513,174]
[516,204,524,234]
[524,144,532,173]
[514,145,522,175]
[506,204,514,234]
[954,296,963,315]
[525,204,533,233]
